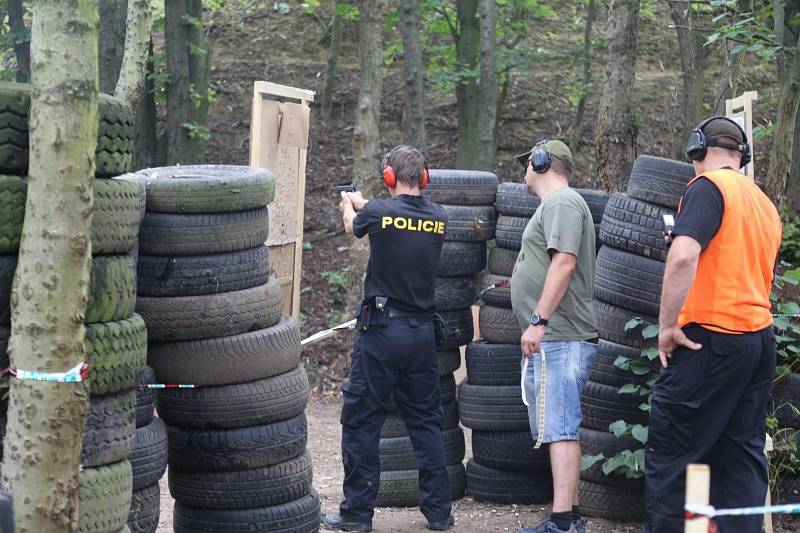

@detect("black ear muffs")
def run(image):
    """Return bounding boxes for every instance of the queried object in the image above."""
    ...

[686,116,751,168]
[530,140,551,173]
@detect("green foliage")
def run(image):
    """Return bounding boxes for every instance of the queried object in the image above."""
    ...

[302,0,321,15]
[321,269,350,305]
[0,4,31,82]
[780,216,800,264]
[182,122,212,141]
[773,267,800,376]
[397,0,554,97]
[203,0,226,12]
[706,1,787,60]
[335,1,359,21]
[582,318,660,480]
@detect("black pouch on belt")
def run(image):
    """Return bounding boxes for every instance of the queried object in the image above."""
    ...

[373,296,389,326]
[433,312,447,346]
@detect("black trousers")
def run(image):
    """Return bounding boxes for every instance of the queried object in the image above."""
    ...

[645,325,776,533]
[338,317,452,526]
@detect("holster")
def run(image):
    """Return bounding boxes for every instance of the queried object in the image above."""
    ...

[357,296,390,331]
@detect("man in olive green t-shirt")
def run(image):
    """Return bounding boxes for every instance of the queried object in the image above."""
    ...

[510,140,598,533]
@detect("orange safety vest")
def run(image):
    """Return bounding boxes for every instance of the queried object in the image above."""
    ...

[678,168,782,333]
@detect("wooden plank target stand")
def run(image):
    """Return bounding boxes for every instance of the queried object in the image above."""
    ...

[249,81,314,318]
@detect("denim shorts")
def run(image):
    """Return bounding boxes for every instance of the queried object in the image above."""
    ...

[522,340,597,443]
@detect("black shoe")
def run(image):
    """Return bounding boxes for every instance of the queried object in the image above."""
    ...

[321,513,372,532]
[427,515,455,531]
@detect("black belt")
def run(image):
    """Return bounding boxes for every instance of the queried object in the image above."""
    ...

[388,308,433,319]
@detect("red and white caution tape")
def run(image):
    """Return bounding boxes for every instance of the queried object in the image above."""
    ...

[301,318,357,347]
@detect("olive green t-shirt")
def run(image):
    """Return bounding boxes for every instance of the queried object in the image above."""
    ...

[510,187,598,341]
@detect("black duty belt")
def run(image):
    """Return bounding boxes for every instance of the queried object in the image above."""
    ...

[388,308,433,319]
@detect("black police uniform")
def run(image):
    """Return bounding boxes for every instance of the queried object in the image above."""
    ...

[338,194,452,527]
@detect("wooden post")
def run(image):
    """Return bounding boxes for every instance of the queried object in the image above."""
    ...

[249,81,315,318]
[685,463,711,533]
[765,433,774,533]
[725,91,758,180]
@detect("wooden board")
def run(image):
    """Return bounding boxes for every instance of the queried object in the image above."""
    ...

[726,91,758,180]
[249,82,314,319]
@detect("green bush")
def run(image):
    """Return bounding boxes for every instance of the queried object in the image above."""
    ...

[780,216,800,264]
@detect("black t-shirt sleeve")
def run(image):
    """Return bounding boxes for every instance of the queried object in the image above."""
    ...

[352,202,377,238]
[673,178,724,250]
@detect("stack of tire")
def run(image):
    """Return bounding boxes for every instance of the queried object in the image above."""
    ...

[456,184,608,503]
[126,366,167,533]
[371,170,497,508]
[579,155,694,521]
[771,346,800,503]
[0,83,146,533]
[132,166,320,533]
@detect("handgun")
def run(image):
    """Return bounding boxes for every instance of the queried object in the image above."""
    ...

[333,183,357,194]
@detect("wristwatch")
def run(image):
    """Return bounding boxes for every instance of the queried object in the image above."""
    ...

[530,314,549,327]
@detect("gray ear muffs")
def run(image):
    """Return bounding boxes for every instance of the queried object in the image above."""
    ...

[685,116,751,168]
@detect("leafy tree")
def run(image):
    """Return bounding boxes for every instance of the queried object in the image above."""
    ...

[386,0,553,168]
[707,0,800,207]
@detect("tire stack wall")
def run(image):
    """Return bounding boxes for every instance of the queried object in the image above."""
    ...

[462,183,609,503]
[132,166,320,533]
[582,155,694,521]
[770,372,800,503]
[0,83,142,533]
[371,169,498,507]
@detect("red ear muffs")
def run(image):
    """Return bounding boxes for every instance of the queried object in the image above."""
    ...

[383,166,397,188]
[382,155,428,189]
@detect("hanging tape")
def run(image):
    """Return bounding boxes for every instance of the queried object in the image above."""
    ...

[520,347,547,450]
[1,361,88,383]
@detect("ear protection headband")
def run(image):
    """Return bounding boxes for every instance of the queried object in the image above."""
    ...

[382,146,430,189]
[685,116,751,168]
[530,140,552,174]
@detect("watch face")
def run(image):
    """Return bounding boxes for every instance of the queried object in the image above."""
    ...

[530,314,541,325]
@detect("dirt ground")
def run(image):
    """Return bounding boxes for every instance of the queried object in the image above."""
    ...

[151,391,800,532]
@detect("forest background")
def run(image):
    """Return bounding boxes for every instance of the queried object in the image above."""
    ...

[0,0,796,385]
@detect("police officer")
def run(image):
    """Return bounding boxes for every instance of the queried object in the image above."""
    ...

[322,146,455,532]
[646,117,782,532]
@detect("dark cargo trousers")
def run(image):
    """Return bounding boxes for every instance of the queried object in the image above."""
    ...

[645,325,776,533]
[338,316,452,526]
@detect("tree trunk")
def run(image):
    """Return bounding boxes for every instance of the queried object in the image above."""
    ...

[114,0,154,114]
[8,0,30,83]
[186,0,209,163]
[492,73,510,156]
[669,0,706,156]
[0,1,97,531]
[321,0,344,120]
[765,32,800,208]
[570,0,597,151]
[99,0,127,94]
[347,0,385,314]
[399,0,427,154]
[455,0,479,169]
[165,0,191,165]
[594,0,639,193]
[474,0,496,170]
[787,107,800,214]
[135,40,157,170]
